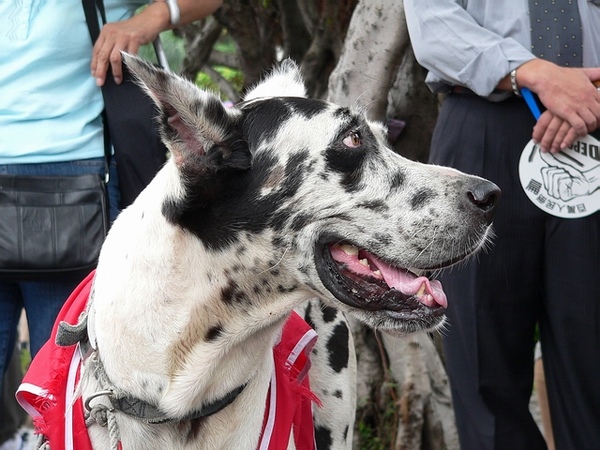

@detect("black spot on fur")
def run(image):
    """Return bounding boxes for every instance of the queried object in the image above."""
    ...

[269,210,291,233]
[205,325,224,342]
[303,302,315,329]
[356,200,389,212]
[322,305,338,323]
[284,97,329,119]
[373,233,392,246]
[318,171,330,181]
[278,150,309,199]
[240,98,292,144]
[277,284,298,293]
[410,188,436,210]
[290,213,310,231]
[333,107,353,120]
[240,98,325,145]
[327,323,350,372]
[333,389,343,399]
[390,170,405,190]
[315,426,333,449]
[178,418,205,445]
[221,283,248,305]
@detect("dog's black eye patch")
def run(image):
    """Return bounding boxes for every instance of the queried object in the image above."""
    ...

[325,120,375,193]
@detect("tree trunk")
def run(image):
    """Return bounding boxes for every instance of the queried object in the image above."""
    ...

[387,46,440,163]
[382,333,459,450]
[327,0,408,122]
[178,19,223,83]
[213,0,279,89]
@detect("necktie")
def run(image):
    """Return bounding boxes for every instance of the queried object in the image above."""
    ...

[529,0,583,67]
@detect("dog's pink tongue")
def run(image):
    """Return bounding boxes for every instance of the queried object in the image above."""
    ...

[370,255,447,309]
[330,245,447,309]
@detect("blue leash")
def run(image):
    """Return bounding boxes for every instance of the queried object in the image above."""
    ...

[520,88,542,120]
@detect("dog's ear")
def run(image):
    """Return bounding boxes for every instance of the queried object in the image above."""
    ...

[123,53,251,173]
[243,58,306,101]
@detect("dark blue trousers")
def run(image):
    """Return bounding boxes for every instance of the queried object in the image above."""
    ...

[431,94,600,450]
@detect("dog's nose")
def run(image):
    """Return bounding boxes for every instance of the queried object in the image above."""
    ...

[467,180,501,224]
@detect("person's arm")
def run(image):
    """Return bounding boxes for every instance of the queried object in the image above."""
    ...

[92,0,223,86]
[498,61,600,153]
[404,0,535,97]
[405,0,600,153]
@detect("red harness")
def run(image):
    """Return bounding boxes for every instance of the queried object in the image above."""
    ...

[17,271,319,450]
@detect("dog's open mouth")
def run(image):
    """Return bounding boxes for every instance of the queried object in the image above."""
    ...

[316,242,447,317]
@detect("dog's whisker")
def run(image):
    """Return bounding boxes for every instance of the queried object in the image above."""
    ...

[256,246,290,275]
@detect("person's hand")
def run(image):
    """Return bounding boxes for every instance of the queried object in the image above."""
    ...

[517,60,600,152]
[91,15,162,86]
[91,3,168,86]
[533,111,578,154]
[90,0,222,86]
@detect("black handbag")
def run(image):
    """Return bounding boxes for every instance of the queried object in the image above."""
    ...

[0,173,108,281]
[82,0,169,209]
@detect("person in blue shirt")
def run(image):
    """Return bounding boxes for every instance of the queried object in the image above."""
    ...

[0,0,221,402]
[404,1,600,449]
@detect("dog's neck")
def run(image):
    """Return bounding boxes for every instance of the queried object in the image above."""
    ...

[81,168,312,448]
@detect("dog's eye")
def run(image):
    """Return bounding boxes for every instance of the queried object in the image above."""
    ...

[343,131,362,148]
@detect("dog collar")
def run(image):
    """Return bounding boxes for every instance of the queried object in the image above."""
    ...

[56,305,247,425]
[84,344,247,425]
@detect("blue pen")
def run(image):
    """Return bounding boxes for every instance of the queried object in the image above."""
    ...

[520,88,542,120]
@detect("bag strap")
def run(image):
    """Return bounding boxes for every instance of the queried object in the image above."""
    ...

[82,0,111,182]
[82,0,105,43]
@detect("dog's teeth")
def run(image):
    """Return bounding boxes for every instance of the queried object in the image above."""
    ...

[373,270,382,277]
[341,244,359,256]
[416,283,426,296]
[359,258,369,267]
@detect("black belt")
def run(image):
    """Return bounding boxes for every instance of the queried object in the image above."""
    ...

[450,86,479,95]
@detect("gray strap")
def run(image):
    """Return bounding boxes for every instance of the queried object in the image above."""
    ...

[56,312,88,347]
[112,383,247,424]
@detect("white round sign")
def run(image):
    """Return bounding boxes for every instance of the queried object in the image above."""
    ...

[518,134,600,218]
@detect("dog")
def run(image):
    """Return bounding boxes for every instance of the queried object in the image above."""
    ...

[20,56,500,450]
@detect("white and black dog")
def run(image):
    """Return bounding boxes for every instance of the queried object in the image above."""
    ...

[30,56,500,449]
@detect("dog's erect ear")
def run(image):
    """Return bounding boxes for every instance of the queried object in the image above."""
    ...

[243,58,306,101]
[123,53,250,172]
